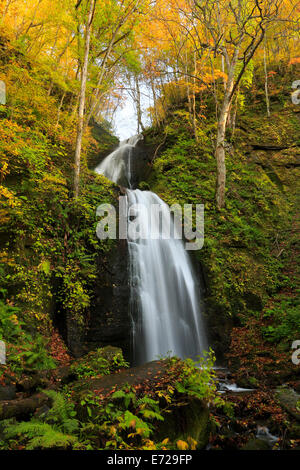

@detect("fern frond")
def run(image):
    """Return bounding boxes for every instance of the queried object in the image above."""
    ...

[43,390,79,433]
[4,420,78,449]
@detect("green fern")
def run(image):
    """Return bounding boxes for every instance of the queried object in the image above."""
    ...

[4,421,78,450]
[119,411,153,438]
[43,390,79,433]
[137,397,164,421]
[4,391,80,450]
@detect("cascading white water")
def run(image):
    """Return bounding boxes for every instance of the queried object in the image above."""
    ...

[127,189,208,364]
[95,137,208,364]
[95,134,142,188]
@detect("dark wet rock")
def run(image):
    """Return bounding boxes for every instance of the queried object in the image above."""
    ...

[72,360,169,399]
[292,381,300,394]
[128,139,153,188]
[59,237,130,359]
[51,365,76,385]
[243,292,263,312]
[34,404,51,419]
[242,438,271,450]
[0,384,16,401]
[16,374,50,393]
[236,376,259,389]
[0,392,51,420]
[85,240,130,359]
[289,424,300,439]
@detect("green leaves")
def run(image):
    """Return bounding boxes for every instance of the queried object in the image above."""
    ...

[111,389,136,409]
[0,301,22,342]
[174,351,218,403]
[4,421,78,450]
[4,392,80,450]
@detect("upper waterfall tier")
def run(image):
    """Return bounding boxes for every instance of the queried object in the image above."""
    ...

[94,134,143,188]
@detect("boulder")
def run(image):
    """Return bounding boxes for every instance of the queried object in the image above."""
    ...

[275,386,300,422]
[155,398,210,449]
[70,360,210,449]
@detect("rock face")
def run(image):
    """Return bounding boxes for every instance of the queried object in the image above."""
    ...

[127,138,154,188]
[85,239,130,359]
[62,238,131,360]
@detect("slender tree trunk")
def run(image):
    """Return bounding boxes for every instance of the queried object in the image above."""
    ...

[192,51,197,142]
[51,26,60,57]
[215,97,230,210]
[221,55,226,91]
[231,86,239,136]
[23,0,43,36]
[264,40,271,117]
[84,28,118,127]
[150,76,159,127]
[209,56,218,119]
[135,75,144,134]
[185,51,192,116]
[74,0,95,198]
[215,52,238,209]
[55,91,66,128]
[84,2,137,129]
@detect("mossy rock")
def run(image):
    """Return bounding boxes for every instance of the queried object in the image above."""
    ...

[289,424,300,439]
[156,398,210,449]
[70,346,127,379]
[138,181,150,191]
[236,376,259,389]
[242,438,270,451]
[275,386,300,422]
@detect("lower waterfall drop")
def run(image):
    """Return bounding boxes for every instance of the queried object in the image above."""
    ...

[95,136,208,365]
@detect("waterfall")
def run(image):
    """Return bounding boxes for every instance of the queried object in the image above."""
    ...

[95,134,142,188]
[95,137,208,364]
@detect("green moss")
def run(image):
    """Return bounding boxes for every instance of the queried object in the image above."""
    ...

[156,399,210,449]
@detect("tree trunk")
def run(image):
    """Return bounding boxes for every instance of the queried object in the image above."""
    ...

[215,99,229,210]
[231,87,239,137]
[215,53,238,209]
[73,0,95,198]
[55,91,66,128]
[150,76,159,127]
[264,40,271,117]
[135,75,144,134]
[192,51,198,142]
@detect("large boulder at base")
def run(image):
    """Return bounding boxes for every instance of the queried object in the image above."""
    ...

[69,360,210,449]
[275,386,300,422]
[155,398,210,449]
